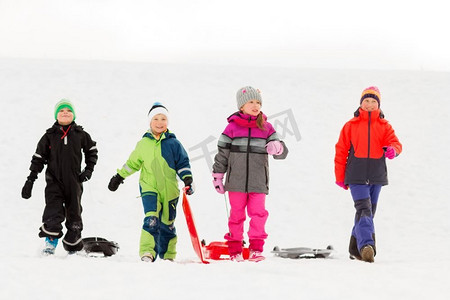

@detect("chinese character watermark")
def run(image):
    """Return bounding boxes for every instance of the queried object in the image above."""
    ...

[269,109,301,142]
[188,135,218,172]
[188,108,301,172]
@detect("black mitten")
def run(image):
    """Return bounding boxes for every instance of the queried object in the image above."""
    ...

[108,174,124,191]
[183,177,194,195]
[22,171,38,199]
[79,169,93,182]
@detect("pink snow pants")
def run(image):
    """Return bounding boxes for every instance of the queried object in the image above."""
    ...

[225,192,268,254]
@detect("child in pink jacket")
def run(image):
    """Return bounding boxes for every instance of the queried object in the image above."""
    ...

[212,86,288,261]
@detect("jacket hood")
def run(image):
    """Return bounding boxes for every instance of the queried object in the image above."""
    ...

[48,121,79,133]
[353,108,385,120]
[227,112,267,128]
[143,129,176,140]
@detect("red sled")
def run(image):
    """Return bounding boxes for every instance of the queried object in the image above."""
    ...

[201,240,250,260]
[182,190,250,263]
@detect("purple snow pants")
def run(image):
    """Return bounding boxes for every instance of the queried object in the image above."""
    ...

[349,184,382,252]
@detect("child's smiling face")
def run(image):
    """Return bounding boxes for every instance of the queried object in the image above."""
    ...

[360,97,379,112]
[56,108,74,125]
[240,99,261,116]
[150,114,168,137]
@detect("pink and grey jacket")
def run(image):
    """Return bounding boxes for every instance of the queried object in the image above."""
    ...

[212,112,288,194]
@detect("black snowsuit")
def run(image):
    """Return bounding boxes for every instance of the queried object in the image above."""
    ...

[28,122,98,251]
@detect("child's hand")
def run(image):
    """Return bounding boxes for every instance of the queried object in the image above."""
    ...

[384,146,396,159]
[265,141,283,155]
[108,174,124,191]
[79,169,93,182]
[21,171,37,199]
[21,180,34,199]
[212,173,225,194]
[183,177,194,195]
[335,181,348,190]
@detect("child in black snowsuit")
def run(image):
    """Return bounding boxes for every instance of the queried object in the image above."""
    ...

[21,100,98,254]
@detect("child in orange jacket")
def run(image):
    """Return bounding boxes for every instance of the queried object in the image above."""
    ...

[334,86,402,263]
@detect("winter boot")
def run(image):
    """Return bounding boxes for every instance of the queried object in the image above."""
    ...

[141,253,154,262]
[248,250,265,262]
[230,253,244,262]
[42,237,58,255]
[360,245,375,263]
[349,235,362,260]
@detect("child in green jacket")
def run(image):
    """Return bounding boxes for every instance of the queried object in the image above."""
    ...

[108,102,193,262]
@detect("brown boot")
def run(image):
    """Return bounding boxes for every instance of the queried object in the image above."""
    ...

[360,245,375,263]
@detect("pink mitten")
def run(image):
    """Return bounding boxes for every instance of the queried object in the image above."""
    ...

[336,181,348,190]
[212,173,225,194]
[384,146,396,159]
[265,141,283,155]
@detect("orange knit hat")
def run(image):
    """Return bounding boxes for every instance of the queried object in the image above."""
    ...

[360,86,381,106]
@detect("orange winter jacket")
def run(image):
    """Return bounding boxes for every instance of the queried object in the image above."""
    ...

[335,108,402,186]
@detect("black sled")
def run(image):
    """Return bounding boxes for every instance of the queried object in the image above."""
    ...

[82,237,119,257]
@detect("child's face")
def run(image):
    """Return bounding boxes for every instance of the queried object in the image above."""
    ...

[150,114,168,136]
[240,99,261,116]
[360,98,379,112]
[56,108,74,125]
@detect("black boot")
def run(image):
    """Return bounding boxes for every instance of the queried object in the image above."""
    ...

[349,235,361,260]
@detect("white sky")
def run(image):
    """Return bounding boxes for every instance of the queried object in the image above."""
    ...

[1,0,449,71]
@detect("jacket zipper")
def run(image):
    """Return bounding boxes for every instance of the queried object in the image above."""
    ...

[366,112,371,184]
[60,125,71,146]
[245,127,251,192]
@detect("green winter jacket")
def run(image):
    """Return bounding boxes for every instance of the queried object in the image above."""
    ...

[117,130,192,202]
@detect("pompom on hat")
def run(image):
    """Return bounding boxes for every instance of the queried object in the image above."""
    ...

[148,102,169,122]
[54,99,76,120]
[360,86,381,106]
[236,86,262,110]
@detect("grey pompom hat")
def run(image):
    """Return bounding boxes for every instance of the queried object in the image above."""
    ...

[236,86,262,110]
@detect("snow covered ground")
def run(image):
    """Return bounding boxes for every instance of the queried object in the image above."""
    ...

[1,58,449,299]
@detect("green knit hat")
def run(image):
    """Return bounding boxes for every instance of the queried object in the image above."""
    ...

[54,99,76,120]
